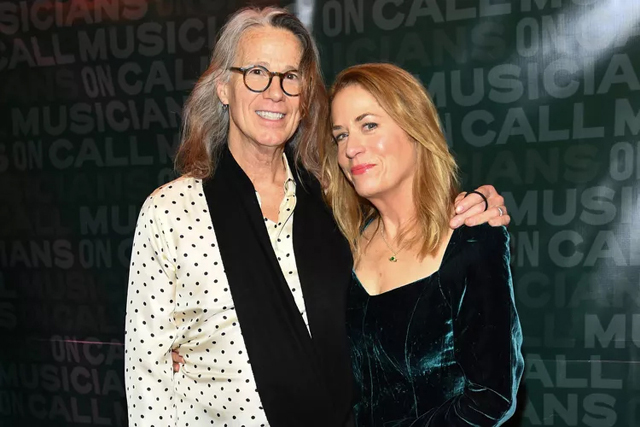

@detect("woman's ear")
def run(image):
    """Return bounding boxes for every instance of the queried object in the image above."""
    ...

[217,78,229,105]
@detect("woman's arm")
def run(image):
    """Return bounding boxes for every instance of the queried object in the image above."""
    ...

[419,226,524,426]
[124,194,179,427]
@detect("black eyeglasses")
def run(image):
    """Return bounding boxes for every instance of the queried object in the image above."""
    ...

[229,65,301,97]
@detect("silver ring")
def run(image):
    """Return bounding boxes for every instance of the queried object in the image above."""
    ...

[497,206,504,217]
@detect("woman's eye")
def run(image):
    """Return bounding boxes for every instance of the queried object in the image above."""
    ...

[333,133,347,142]
[285,72,299,80]
[250,68,265,76]
[363,123,377,131]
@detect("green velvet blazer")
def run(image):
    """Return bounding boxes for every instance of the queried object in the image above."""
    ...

[347,224,523,426]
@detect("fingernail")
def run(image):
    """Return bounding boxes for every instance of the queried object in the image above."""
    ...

[456,205,464,213]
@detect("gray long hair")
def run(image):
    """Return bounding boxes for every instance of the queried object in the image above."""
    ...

[175,7,327,179]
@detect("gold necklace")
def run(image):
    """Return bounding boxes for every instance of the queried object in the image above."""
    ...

[379,223,399,262]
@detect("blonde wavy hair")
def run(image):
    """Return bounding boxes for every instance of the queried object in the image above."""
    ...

[175,7,327,179]
[319,63,460,259]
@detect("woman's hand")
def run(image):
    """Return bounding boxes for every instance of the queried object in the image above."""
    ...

[171,349,185,372]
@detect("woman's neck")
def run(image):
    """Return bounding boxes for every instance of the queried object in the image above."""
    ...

[228,139,287,187]
[369,186,416,242]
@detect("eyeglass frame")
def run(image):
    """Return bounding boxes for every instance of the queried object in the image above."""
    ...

[228,65,301,97]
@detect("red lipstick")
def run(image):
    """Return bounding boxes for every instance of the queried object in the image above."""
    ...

[351,164,375,175]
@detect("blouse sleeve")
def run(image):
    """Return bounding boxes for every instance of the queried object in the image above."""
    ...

[420,225,524,426]
[124,194,179,427]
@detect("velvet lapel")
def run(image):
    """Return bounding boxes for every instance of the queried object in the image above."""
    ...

[203,148,352,426]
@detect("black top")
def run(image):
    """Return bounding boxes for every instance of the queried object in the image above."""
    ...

[347,224,523,426]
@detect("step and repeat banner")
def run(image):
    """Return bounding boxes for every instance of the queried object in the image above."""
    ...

[0,0,638,426]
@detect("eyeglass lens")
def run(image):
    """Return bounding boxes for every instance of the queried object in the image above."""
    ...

[243,66,301,96]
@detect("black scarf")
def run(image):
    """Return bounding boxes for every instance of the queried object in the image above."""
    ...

[203,148,354,426]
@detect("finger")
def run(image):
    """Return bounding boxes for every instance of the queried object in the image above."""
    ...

[464,206,505,227]
[173,362,180,372]
[476,184,496,199]
[171,351,185,364]
[455,191,487,214]
[454,192,467,206]
[476,185,507,215]
[488,214,511,227]
[450,201,487,228]
[485,192,505,210]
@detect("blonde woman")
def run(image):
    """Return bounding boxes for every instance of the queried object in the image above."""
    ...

[321,63,523,426]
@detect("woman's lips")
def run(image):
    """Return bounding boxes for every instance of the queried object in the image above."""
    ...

[351,164,375,175]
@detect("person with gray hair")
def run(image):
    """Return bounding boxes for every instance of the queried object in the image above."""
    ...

[124,6,509,427]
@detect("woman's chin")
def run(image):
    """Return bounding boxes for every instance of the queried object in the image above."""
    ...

[353,183,382,200]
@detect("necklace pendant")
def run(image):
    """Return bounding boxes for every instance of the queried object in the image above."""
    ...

[389,256,398,262]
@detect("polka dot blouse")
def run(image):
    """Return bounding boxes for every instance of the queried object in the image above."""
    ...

[124,159,307,426]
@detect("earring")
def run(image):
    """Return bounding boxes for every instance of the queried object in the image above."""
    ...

[222,103,228,110]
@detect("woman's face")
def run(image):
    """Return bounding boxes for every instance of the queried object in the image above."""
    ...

[331,84,417,201]
[218,26,303,151]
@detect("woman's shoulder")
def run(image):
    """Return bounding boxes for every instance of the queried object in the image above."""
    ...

[447,224,510,265]
[139,176,204,215]
[144,176,202,203]
[454,223,509,246]
[439,225,511,300]
[149,176,202,198]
